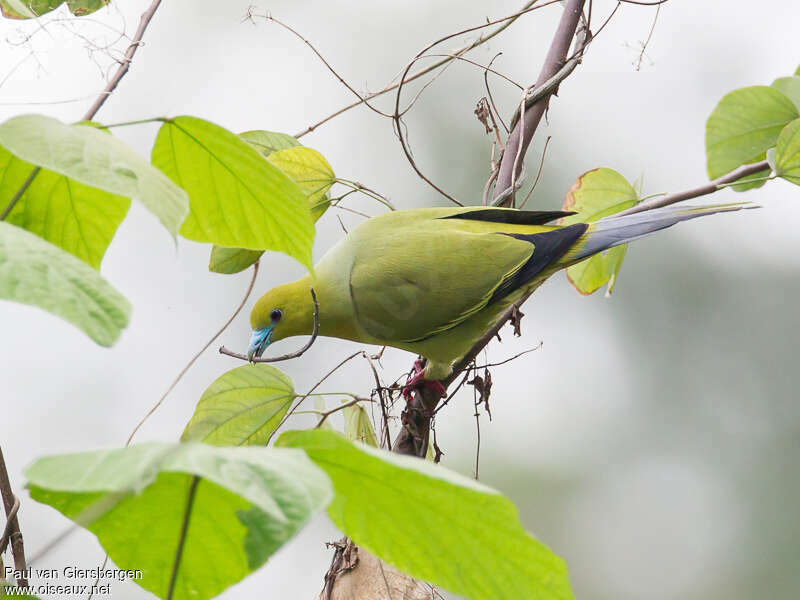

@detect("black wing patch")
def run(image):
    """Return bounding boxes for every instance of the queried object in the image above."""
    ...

[490,223,588,303]
[441,208,575,226]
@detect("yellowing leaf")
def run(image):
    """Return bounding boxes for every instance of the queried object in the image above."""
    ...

[239,130,300,158]
[267,146,335,221]
[560,168,638,296]
[343,403,378,447]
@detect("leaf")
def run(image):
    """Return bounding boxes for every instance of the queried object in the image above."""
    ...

[239,130,301,158]
[152,117,314,269]
[772,76,800,112]
[182,364,296,446]
[705,86,797,190]
[208,246,263,274]
[313,396,335,431]
[560,168,638,296]
[279,430,574,600]
[0,222,130,346]
[267,146,335,221]
[0,147,129,269]
[1,0,108,18]
[0,115,187,238]
[26,443,332,600]
[208,140,333,274]
[774,118,800,185]
[343,403,378,447]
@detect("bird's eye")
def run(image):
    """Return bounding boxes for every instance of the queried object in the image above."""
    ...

[270,309,283,323]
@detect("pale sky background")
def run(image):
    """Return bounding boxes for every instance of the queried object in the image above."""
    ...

[2,1,800,599]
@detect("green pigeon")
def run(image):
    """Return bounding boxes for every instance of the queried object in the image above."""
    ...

[248,203,747,397]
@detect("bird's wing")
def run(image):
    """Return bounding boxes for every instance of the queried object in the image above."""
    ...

[348,228,533,343]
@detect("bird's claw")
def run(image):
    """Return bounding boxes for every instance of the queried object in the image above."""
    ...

[402,360,446,401]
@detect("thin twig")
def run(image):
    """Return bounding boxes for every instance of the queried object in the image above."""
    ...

[616,160,770,217]
[219,287,319,363]
[127,261,261,445]
[634,1,661,70]
[0,494,19,554]
[0,167,40,221]
[267,352,364,444]
[519,135,552,209]
[0,447,27,587]
[391,0,564,206]
[81,0,163,120]
[473,384,481,480]
[315,397,374,429]
[293,0,546,138]
[484,53,510,134]
[1,0,164,223]
[361,351,393,449]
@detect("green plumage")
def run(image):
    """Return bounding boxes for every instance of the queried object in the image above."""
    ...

[250,203,748,380]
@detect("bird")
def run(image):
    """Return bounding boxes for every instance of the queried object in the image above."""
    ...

[247,203,748,398]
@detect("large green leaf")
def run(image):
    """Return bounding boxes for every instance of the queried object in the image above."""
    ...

[26,443,332,600]
[705,86,797,190]
[239,130,300,158]
[560,168,638,296]
[774,118,800,186]
[182,364,296,446]
[0,115,187,237]
[772,76,800,113]
[208,246,263,274]
[0,147,129,269]
[152,117,314,269]
[0,222,129,345]
[267,146,334,220]
[279,430,573,600]
[1,0,108,18]
[208,134,330,274]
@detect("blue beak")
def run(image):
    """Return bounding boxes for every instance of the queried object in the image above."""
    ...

[247,326,274,361]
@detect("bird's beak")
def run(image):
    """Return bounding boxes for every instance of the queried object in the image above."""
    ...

[247,327,274,362]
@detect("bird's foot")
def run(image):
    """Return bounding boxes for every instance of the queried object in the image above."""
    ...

[402,360,447,401]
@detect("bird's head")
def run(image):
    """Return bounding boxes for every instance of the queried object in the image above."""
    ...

[248,280,315,360]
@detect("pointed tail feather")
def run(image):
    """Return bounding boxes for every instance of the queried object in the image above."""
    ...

[572,202,756,261]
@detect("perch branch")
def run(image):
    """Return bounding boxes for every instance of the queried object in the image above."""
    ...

[220,288,319,362]
[493,0,588,205]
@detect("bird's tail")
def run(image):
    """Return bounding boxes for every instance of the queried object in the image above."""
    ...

[570,201,755,261]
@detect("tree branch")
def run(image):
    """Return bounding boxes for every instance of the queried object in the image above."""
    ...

[81,0,164,121]
[493,0,587,206]
[0,446,28,587]
[0,0,164,223]
[616,160,769,217]
[294,0,545,139]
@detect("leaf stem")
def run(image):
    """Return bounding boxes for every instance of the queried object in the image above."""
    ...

[0,167,39,221]
[166,475,199,600]
[93,117,167,129]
